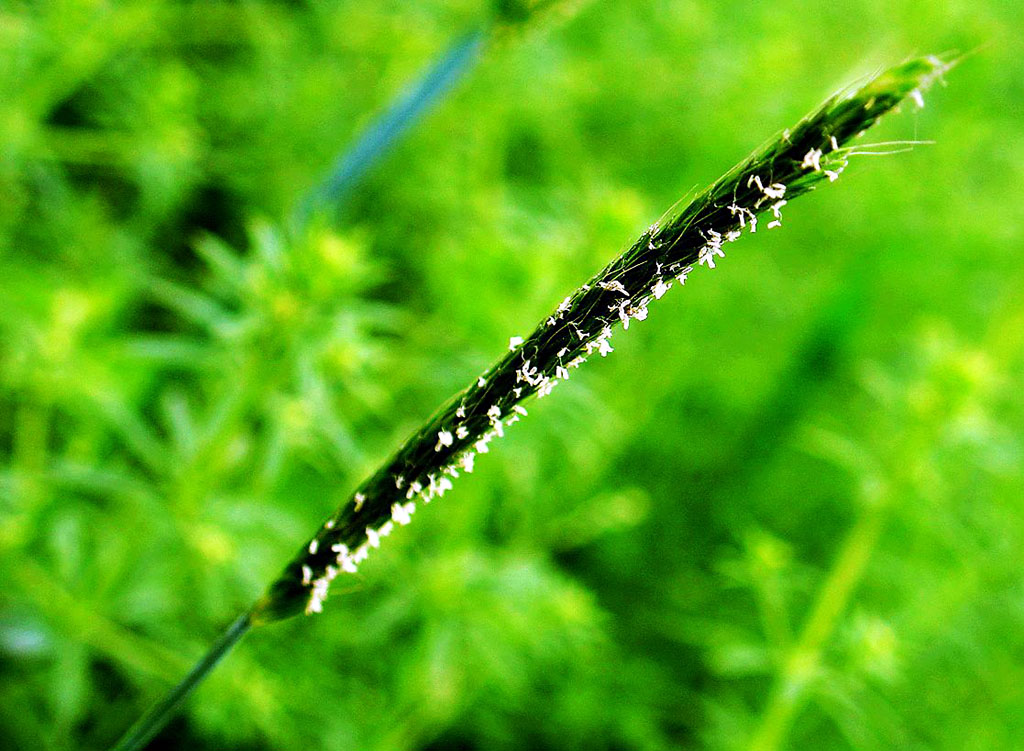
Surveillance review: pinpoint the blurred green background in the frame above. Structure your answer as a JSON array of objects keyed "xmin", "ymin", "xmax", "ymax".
[{"xmin": 2, "ymin": 1, "xmax": 1023, "ymax": 749}]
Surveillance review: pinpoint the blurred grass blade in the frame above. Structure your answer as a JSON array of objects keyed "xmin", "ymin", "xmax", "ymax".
[{"xmin": 295, "ymin": 28, "xmax": 486, "ymax": 225}]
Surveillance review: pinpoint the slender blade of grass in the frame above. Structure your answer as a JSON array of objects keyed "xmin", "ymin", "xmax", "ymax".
[{"xmin": 294, "ymin": 29, "xmax": 486, "ymax": 226}]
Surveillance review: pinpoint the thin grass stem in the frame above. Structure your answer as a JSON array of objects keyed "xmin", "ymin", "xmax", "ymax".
[{"xmin": 109, "ymin": 613, "xmax": 252, "ymax": 751}]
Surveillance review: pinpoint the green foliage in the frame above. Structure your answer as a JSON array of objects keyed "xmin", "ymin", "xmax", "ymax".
[{"xmin": 1, "ymin": 1, "xmax": 1023, "ymax": 750}]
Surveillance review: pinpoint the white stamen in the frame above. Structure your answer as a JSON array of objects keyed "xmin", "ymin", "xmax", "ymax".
[
  {"xmin": 801, "ymin": 148, "xmax": 823, "ymax": 171},
  {"xmin": 729, "ymin": 203, "xmax": 757, "ymax": 232},
  {"xmin": 598, "ymin": 280, "xmax": 629, "ymax": 296},
  {"xmin": 366, "ymin": 527, "xmax": 381, "ymax": 548},
  {"xmin": 699, "ymin": 229, "xmax": 726, "ymax": 269},
  {"xmin": 391, "ymin": 502, "xmax": 415, "ymax": 526}
]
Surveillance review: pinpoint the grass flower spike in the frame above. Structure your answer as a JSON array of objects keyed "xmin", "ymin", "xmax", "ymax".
[{"xmin": 253, "ymin": 54, "xmax": 955, "ymax": 623}]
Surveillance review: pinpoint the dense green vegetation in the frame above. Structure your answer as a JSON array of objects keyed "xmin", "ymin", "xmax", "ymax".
[{"xmin": 2, "ymin": 2, "xmax": 1023, "ymax": 749}]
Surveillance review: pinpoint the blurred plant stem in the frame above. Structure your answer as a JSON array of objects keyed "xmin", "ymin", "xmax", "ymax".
[
  {"xmin": 294, "ymin": 28, "xmax": 486, "ymax": 227},
  {"xmin": 14, "ymin": 562, "xmax": 190, "ymax": 682},
  {"xmin": 748, "ymin": 286, "xmax": 994, "ymax": 749},
  {"xmin": 11, "ymin": 400, "xmax": 49, "ymax": 514},
  {"xmin": 295, "ymin": 1, "xmax": 581, "ymax": 227},
  {"xmin": 748, "ymin": 498, "xmax": 890, "ymax": 751}
]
